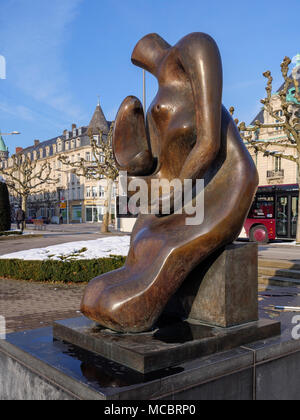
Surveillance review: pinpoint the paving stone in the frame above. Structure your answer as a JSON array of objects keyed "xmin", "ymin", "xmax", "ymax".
[{"xmin": 0, "ymin": 278, "xmax": 85, "ymax": 333}]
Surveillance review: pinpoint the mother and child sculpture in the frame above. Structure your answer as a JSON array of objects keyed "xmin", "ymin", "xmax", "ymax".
[{"xmin": 81, "ymin": 32, "xmax": 259, "ymax": 333}]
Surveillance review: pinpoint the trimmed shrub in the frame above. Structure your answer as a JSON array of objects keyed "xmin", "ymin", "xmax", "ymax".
[
  {"xmin": 0, "ymin": 182, "xmax": 11, "ymax": 232},
  {"xmin": 0, "ymin": 256, "xmax": 126, "ymax": 283}
]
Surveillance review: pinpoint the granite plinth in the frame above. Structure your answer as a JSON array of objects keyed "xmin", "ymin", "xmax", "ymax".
[
  {"xmin": 53, "ymin": 316, "xmax": 280, "ymax": 374},
  {"xmin": 164, "ymin": 242, "xmax": 258, "ymax": 328}
]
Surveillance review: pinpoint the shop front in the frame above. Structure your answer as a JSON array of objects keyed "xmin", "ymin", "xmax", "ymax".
[
  {"xmin": 71, "ymin": 204, "xmax": 82, "ymax": 223},
  {"xmin": 84, "ymin": 200, "xmax": 105, "ymax": 223}
]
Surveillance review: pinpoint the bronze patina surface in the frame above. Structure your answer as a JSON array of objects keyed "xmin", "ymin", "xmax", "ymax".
[{"xmin": 81, "ymin": 32, "xmax": 259, "ymax": 333}]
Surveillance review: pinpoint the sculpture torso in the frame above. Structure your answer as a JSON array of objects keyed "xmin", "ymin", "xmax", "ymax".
[{"xmin": 147, "ymin": 51, "xmax": 197, "ymax": 181}]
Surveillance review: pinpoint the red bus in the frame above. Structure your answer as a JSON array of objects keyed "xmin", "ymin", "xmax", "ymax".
[{"xmin": 244, "ymin": 184, "xmax": 299, "ymax": 243}]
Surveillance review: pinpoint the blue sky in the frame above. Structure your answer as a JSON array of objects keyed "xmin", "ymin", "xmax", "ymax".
[{"xmin": 0, "ymin": 0, "xmax": 299, "ymax": 153}]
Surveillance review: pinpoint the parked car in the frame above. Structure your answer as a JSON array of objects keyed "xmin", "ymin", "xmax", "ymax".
[
  {"xmin": 25, "ymin": 217, "xmax": 36, "ymax": 224},
  {"xmin": 36, "ymin": 216, "xmax": 50, "ymax": 224}
]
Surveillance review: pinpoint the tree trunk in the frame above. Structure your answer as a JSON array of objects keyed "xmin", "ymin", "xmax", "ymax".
[
  {"xmin": 21, "ymin": 195, "xmax": 27, "ymax": 216},
  {"xmin": 22, "ymin": 195, "xmax": 27, "ymax": 229},
  {"xmin": 101, "ymin": 178, "xmax": 113, "ymax": 234},
  {"xmin": 296, "ymin": 162, "xmax": 300, "ymax": 243}
]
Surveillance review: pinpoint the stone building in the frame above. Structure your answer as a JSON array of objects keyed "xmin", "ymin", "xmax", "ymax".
[
  {"xmin": 246, "ymin": 55, "xmax": 300, "ymax": 187},
  {"xmin": 0, "ymin": 103, "xmax": 118, "ymax": 223}
]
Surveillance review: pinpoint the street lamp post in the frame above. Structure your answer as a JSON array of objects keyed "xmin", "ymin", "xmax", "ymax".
[
  {"xmin": 143, "ymin": 70, "xmax": 146, "ymax": 114},
  {"xmin": 0, "ymin": 131, "xmax": 21, "ymax": 136}
]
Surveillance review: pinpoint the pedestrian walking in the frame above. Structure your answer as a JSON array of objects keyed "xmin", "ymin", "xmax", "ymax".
[{"xmin": 16, "ymin": 206, "xmax": 25, "ymax": 232}]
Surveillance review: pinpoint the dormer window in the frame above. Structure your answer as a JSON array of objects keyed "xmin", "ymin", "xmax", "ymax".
[
  {"xmin": 57, "ymin": 138, "xmax": 63, "ymax": 152},
  {"xmin": 39, "ymin": 149, "xmax": 44, "ymax": 159},
  {"xmin": 65, "ymin": 141, "xmax": 70, "ymax": 151},
  {"xmin": 76, "ymin": 138, "xmax": 81, "ymax": 148},
  {"xmin": 33, "ymin": 151, "xmax": 37, "ymax": 160},
  {"xmin": 46, "ymin": 146, "xmax": 50, "ymax": 157},
  {"xmin": 66, "ymin": 131, "xmax": 70, "ymax": 140},
  {"xmin": 71, "ymin": 139, "xmax": 75, "ymax": 149}
]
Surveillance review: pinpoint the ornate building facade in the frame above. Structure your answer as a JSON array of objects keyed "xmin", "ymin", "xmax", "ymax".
[
  {"xmin": 246, "ymin": 55, "xmax": 300, "ymax": 187},
  {"xmin": 0, "ymin": 103, "xmax": 118, "ymax": 223}
]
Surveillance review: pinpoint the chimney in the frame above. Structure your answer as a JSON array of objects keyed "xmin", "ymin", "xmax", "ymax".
[
  {"xmin": 34, "ymin": 139, "xmax": 40, "ymax": 147},
  {"xmin": 16, "ymin": 147, "xmax": 23, "ymax": 154},
  {"xmin": 63, "ymin": 129, "xmax": 68, "ymax": 136},
  {"xmin": 72, "ymin": 124, "xmax": 77, "ymax": 130}
]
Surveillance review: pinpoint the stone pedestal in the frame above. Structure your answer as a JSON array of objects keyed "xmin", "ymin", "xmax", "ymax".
[
  {"xmin": 53, "ymin": 316, "xmax": 280, "ymax": 374},
  {"xmin": 51, "ymin": 242, "xmax": 278, "ymax": 375},
  {"xmin": 164, "ymin": 242, "xmax": 258, "ymax": 328}
]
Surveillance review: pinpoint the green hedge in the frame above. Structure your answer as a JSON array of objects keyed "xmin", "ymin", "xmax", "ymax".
[
  {"xmin": 0, "ymin": 231, "xmax": 23, "ymax": 237},
  {"xmin": 0, "ymin": 256, "xmax": 126, "ymax": 283}
]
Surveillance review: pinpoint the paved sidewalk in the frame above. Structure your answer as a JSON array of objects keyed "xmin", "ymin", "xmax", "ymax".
[{"xmin": 0, "ymin": 278, "xmax": 85, "ymax": 334}]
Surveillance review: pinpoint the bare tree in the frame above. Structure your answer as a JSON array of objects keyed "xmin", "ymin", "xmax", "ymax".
[
  {"xmin": 231, "ymin": 57, "xmax": 300, "ymax": 242},
  {"xmin": 59, "ymin": 122, "xmax": 118, "ymax": 233},
  {"xmin": 0, "ymin": 154, "xmax": 58, "ymax": 216}
]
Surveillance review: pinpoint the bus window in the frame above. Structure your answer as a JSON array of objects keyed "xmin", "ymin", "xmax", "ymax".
[
  {"xmin": 248, "ymin": 195, "xmax": 274, "ymax": 219},
  {"xmin": 276, "ymin": 196, "xmax": 288, "ymax": 236}
]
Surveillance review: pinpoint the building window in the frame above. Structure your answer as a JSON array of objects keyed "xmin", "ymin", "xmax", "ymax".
[
  {"xmin": 99, "ymin": 186, "xmax": 105, "ymax": 197},
  {"xmin": 57, "ymin": 139, "xmax": 63, "ymax": 152},
  {"xmin": 92, "ymin": 186, "xmax": 97, "ymax": 197},
  {"xmin": 274, "ymin": 156, "xmax": 282, "ymax": 172},
  {"xmin": 86, "ymin": 186, "xmax": 91, "ymax": 197}
]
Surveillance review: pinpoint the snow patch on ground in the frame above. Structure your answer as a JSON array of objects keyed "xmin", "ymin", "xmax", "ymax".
[{"xmin": 0, "ymin": 236, "xmax": 131, "ymax": 261}]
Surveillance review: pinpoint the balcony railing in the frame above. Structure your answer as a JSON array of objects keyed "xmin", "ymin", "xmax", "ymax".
[{"xmin": 267, "ymin": 169, "xmax": 284, "ymax": 179}]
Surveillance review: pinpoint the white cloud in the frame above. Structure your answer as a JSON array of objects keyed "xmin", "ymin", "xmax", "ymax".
[{"xmin": 0, "ymin": 0, "xmax": 84, "ymax": 121}]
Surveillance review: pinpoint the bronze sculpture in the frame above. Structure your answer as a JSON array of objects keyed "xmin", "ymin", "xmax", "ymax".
[{"xmin": 81, "ymin": 32, "xmax": 259, "ymax": 333}]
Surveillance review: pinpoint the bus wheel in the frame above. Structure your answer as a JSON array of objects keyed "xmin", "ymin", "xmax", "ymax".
[{"xmin": 249, "ymin": 225, "xmax": 269, "ymax": 244}]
